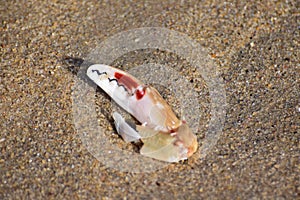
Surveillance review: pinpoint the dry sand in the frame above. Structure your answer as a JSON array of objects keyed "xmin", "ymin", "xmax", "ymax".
[{"xmin": 1, "ymin": 1, "xmax": 299, "ymax": 199}]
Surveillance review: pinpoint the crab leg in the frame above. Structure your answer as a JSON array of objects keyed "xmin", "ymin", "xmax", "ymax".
[{"xmin": 112, "ymin": 112, "xmax": 141, "ymax": 142}]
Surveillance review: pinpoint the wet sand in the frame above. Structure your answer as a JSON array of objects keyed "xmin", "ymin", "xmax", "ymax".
[{"xmin": 1, "ymin": 1, "xmax": 299, "ymax": 199}]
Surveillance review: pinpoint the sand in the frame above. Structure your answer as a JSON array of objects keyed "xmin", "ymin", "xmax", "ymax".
[{"xmin": 1, "ymin": 1, "xmax": 299, "ymax": 199}]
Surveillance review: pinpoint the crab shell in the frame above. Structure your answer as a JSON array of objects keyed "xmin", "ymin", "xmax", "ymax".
[{"xmin": 87, "ymin": 64, "xmax": 198, "ymax": 162}]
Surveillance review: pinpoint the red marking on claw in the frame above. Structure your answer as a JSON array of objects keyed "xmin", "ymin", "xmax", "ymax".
[
  {"xmin": 114, "ymin": 72, "xmax": 123, "ymax": 79},
  {"xmin": 136, "ymin": 87, "xmax": 146, "ymax": 100},
  {"xmin": 114, "ymin": 72, "xmax": 139, "ymax": 91}
]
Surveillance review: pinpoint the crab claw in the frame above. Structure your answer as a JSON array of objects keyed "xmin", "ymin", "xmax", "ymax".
[{"xmin": 87, "ymin": 64, "xmax": 198, "ymax": 162}]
